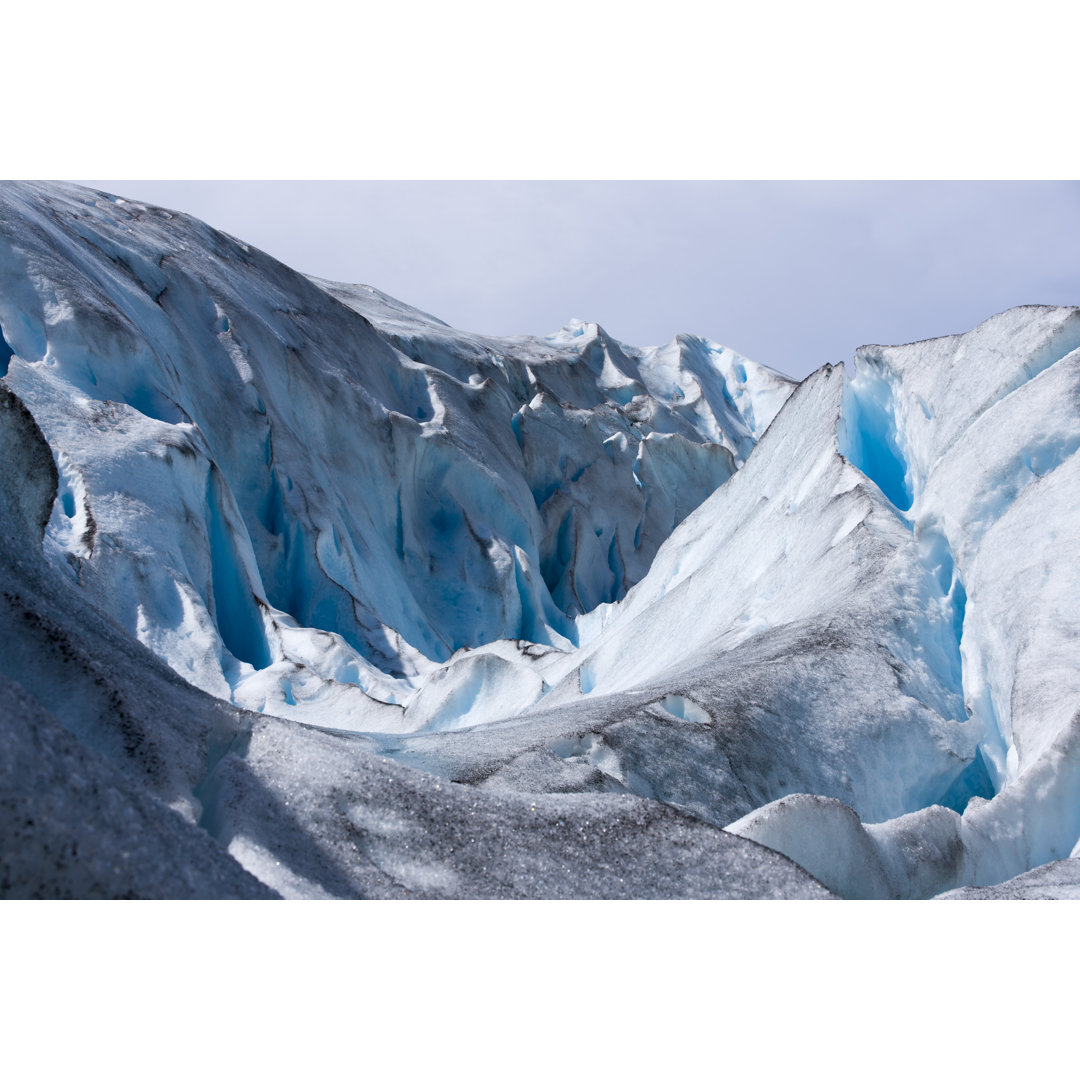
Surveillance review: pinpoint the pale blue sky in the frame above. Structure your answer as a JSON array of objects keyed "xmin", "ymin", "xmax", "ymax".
[{"xmin": 79, "ymin": 181, "xmax": 1080, "ymax": 381}]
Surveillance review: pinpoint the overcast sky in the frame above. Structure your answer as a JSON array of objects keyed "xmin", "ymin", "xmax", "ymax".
[{"xmin": 78, "ymin": 180, "xmax": 1080, "ymax": 382}]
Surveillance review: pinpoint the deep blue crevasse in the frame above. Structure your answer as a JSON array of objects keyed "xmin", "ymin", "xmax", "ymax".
[
  {"xmin": 841, "ymin": 370, "xmax": 913, "ymax": 512},
  {"xmin": 0, "ymin": 325, "xmax": 14, "ymax": 379}
]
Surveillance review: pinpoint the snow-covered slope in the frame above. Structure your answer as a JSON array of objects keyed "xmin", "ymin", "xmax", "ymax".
[{"xmin": 3, "ymin": 180, "xmax": 1079, "ymax": 900}]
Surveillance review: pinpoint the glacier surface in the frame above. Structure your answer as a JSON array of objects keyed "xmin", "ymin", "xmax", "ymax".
[{"xmin": 2, "ymin": 180, "xmax": 1078, "ymax": 899}]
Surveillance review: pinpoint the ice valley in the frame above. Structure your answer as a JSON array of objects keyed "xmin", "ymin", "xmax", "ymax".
[{"xmin": 3, "ymin": 180, "xmax": 1080, "ymax": 898}]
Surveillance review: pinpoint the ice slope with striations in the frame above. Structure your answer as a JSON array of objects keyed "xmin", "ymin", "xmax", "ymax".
[
  {"xmin": 3, "ymin": 180, "xmax": 1080, "ymax": 900},
  {"xmin": 725, "ymin": 307, "xmax": 1080, "ymax": 896},
  {"xmin": 0, "ymin": 182, "xmax": 793, "ymax": 739}
]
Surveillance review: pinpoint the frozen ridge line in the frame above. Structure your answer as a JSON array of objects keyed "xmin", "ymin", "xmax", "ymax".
[{"xmin": 1, "ymin": 180, "xmax": 1079, "ymax": 898}]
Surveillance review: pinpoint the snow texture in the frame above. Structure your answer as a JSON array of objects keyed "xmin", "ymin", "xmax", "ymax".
[
  {"xmin": 2, "ymin": 180, "xmax": 1079, "ymax": 899},
  {"xmin": 937, "ymin": 857, "xmax": 1080, "ymax": 900}
]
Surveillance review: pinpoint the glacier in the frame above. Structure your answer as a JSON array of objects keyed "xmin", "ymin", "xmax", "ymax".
[{"xmin": 2, "ymin": 180, "xmax": 1079, "ymax": 899}]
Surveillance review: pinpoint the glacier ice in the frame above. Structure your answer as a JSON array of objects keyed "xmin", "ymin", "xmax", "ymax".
[{"xmin": 3, "ymin": 179, "xmax": 1080, "ymax": 899}]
